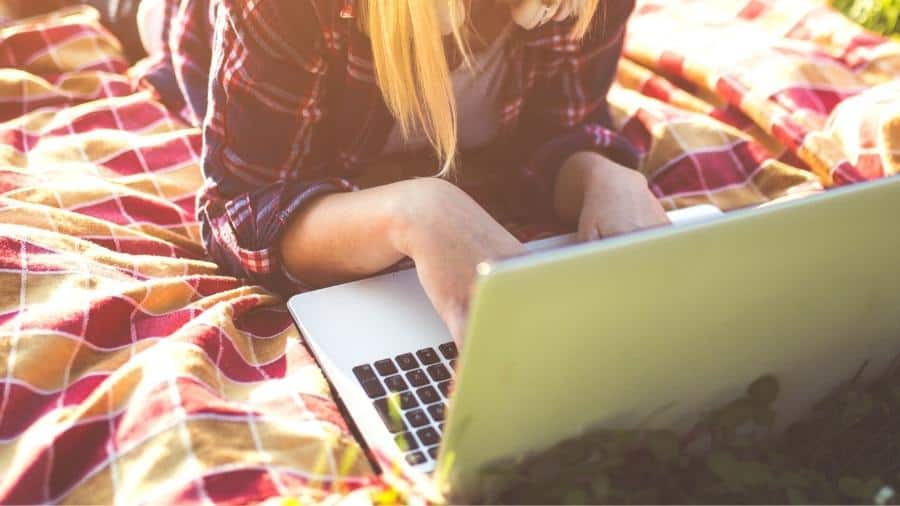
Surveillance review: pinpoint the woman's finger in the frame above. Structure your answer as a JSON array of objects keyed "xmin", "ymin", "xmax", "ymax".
[
  {"xmin": 577, "ymin": 213, "xmax": 602, "ymax": 243},
  {"xmin": 444, "ymin": 299, "xmax": 469, "ymax": 348},
  {"xmin": 578, "ymin": 226, "xmax": 600, "ymax": 243}
]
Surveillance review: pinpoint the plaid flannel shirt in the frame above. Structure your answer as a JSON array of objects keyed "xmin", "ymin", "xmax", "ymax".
[{"xmin": 146, "ymin": 0, "xmax": 638, "ymax": 294}]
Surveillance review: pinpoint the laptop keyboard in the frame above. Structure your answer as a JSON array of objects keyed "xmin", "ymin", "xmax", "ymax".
[{"xmin": 352, "ymin": 341, "xmax": 458, "ymax": 466}]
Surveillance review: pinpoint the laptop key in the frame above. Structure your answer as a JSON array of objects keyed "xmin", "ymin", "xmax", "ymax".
[
  {"xmin": 353, "ymin": 365, "xmax": 376, "ymax": 382},
  {"xmin": 382, "ymin": 392, "xmax": 417, "ymax": 413},
  {"xmin": 449, "ymin": 359, "xmax": 457, "ymax": 371},
  {"xmin": 360, "ymin": 379, "xmax": 386, "ymax": 399},
  {"xmin": 427, "ymin": 364, "xmax": 451, "ymax": 382},
  {"xmin": 416, "ymin": 427, "xmax": 441, "ymax": 446},
  {"xmin": 373, "ymin": 399, "xmax": 405, "ymax": 433},
  {"xmin": 395, "ymin": 353, "xmax": 418, "ymax": 371},
  {"xmin": 395, "ymin": 432, "xmax": 419, "ymax": 452},
  {"xmin": 405, "ymin": 452, "xmax": 427, "ymax": 466},
  {"xmin": 427, "ymin": 403, "xmax": 446, "ymax": 422},
  {"xmin": 427, "ymin": 446, "xmax": 440, "ymax": 460},
  {"xmin": 416, "ymin": 386, "xmax": 440, "ymax": 405},
  {"xmin": 374, "ymin": 359, "xmax": 398, "ymax": 376},
  {"xmin": 416, "ymin": 348, "xmax": 440, "ymax": 365},
  {"xmin": 439, "ymin": 342, "xmax": 458, "ymax": 359},
  {"xmin": 405, "ymin": 409, "xmax": 429, "ymax": 428},
  {"xmin": 406, "ymin": 369, "xmax": 429, "ymax": 387},
  {"xmin": 384, "ymin": 375, "xmax": 409, "ymax": 392},
  {"xmin": 437, "ymin": 380, "xmax": 452, "ymax": 398},
  {"xmin": 399, "ymin": 391, "xmax": 418, "ymax": 410}
]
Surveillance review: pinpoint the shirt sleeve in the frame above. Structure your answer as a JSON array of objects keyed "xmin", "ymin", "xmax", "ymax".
[
  {"xmin": 199, "ymin": 0, "xmax": 355, "ymax": 294},
  {"xmin": 513, "ymin": 0, "xmax": 640, "ymax": 218}
]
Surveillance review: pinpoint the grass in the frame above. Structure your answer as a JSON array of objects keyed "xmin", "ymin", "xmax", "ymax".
[
  {"xmin": 467, "ymin": 361, "xmax": 900, "ymax": 505},
  {"xmin": 833, "ymin": 0, "xmax": 900, "ymax": 36}
]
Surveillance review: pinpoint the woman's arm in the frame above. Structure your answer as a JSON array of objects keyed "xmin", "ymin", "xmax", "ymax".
[
  {"xmin": 200, "ymin": 0, "xmax": 358, "ymax": 292},
  {"xmin": 509, "ymin": 1, "xmax": 647, "ymax": 217},
  {"xmin": 554, "ymin": 151, "xmax": 670, "ymax": 241},
  {"xmin": 200, "ymin": 1, "xmax": 523, "ymax": 343},
  {"xmin": 278, "ymin": 181, "xmax": 411, "ymax": 287},
  {"xmin": 280, "ymin": 178, "xmax": 526, "ymax": 343},
  {"xmin": 510, "ymin": 0, "xmax": 667, "ymax": 238}
]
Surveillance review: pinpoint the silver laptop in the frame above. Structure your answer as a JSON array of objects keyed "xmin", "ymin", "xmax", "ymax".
[{"xmin": 287, "ymin": 176, "xmax": 900, "ymax": 499}]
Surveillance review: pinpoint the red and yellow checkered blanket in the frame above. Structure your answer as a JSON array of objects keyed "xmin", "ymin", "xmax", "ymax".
[{"xmin": 0, "ymin": 1, "xmax": 897, "ymax": 504}]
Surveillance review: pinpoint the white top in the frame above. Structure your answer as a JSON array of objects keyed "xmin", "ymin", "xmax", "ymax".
[{"xmin": 380, "ymin": 24, "xmax": 514, "ymax": 155}]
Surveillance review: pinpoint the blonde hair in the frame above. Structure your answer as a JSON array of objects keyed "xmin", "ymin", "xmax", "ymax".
[{"xmin": 361, "ymin": 0, "xmax": 601, "ymax": 175}]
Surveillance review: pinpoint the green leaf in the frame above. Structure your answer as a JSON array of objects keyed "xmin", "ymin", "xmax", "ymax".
[
  {"xmin": 839, "ymin": 476, "xmax": 866, "ymax": 498},
  {"xmin": 646, "ymin": 432, "xmax": 680, "ymax": 462},
  {"xmin": 748, "ymin": 376, "xmax": 780, "ymax": 405},
  {"xmin": 557, "ymin": 439, "xmax": 591, "ymax": 466},
  {"xmin": 707, "ymin": 451, "xmax": 741, "ymax": 483},
  {"xmin": 524, "ymin": 456, "xmax": 562, "ymax": 481},
  {"xmin": 739, "ymin": 460, "xmax": 774, "ymax": 487},
  {"xmin": 864, "ymin": 478, "xmax": 887, "ymax": 501},
  {"xmin": 590, "ymin": 474, "xmax": 611, "ymax": 502},
  {"xmin": 787, "ymin": 488, "xmax": 809, "ymax": 504},
  {"xmin": 753, "ymin": 407, "xmax": 776, "ymax": 428},
  {"xmin": 563, "ymin": 488, "xmax": 587, "ymax": 505}
]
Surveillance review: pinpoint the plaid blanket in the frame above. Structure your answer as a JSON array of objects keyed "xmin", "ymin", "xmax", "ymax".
[{"xmin": 0, "ymin": 1, "xmax": 897, "ymax": 504}]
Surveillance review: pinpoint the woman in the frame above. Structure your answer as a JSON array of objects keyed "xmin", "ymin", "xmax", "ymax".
[{"xmin": 143, "ymin": 0, "xmax": 669, "ymax": 342}]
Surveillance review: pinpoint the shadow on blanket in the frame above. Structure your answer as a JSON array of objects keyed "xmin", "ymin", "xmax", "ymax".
[{"xmin": 0, "ymin": 1, "xmax": 898, "ymax": 503}]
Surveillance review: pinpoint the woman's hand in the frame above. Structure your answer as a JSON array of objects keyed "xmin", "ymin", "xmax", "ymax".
[
  {"xmin": 555, "ymin": 151, "xmax": 671, "ymax": 242},
  {"xmin": 390, "ymin": 179, "xmax": 527, "ymax": 345},
  {"xmin": 280, "ymin": 177, "xmax": 523, "ymax": 345}
]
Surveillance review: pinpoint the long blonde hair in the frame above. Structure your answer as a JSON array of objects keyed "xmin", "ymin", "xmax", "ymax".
[{"xmin": 360, "ymin": 0, "xmax": 601, "ymax": 175}]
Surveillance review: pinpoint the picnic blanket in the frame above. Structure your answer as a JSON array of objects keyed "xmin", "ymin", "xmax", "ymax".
[{"xmin": 0, "ymin": 1, "xmax": 897, "ymax": 503}]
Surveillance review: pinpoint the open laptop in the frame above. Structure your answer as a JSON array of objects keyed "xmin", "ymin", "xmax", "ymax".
[{"xmin": 287, "ymin": 176, "xmax": 900, "ymax": 499}]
